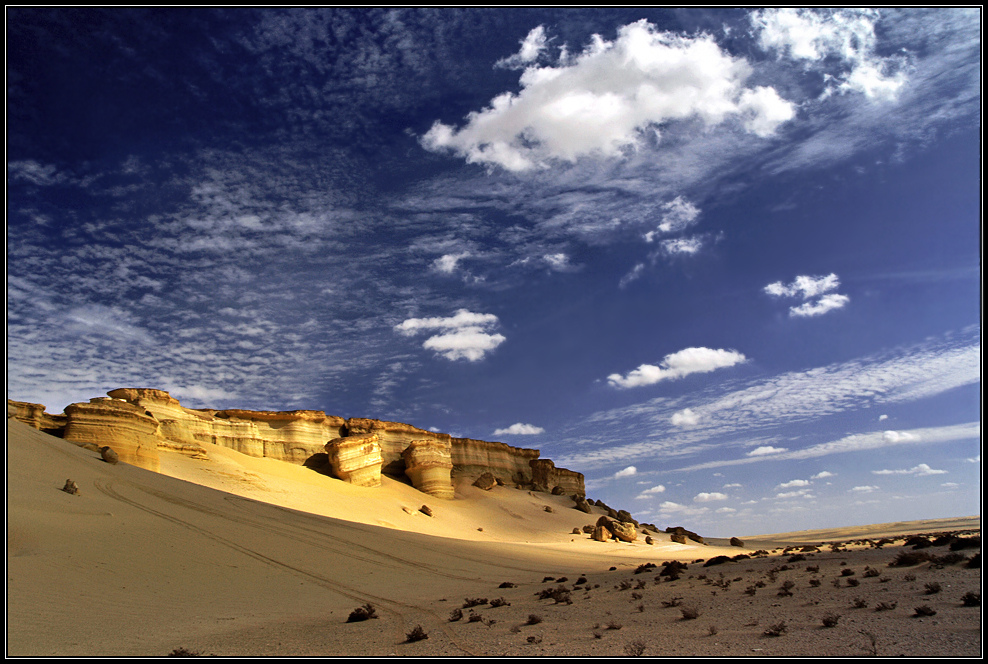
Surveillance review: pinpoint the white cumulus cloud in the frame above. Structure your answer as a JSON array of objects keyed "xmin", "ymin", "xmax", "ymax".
[
  {"xmin": 764, "ymin": 273, "xmax": 849, "ymax": 317},
  {"xmin": 694, "ymin": 492, "xmax": 728, "ymax": 502},
  {"xmin": 671, "ymin": 407, "xmax": 700, "ymax": 427},
  {"xmin": 614, "ymin": 465, "xmax": 638, "ymax": 479},
  {"xmin": 396, "ymin": 309, "xmax": 506, "ymax": 361},
  {"xmin": 493, "ymin": 422, "xmax": 545, "ymax": 436},
  {"xmin": 872, "ymin": 463, "xmax": 947, "ymax": 476},
  {"xmin": 748, "ymin": 445, "xmax": 788, "ymax": 456},
  {"xmin": 608, "ymin": 346, "xmax": 747, "ymax": 389},
  {"xmin": 422, "ymin": 19, "xmax": 794, "ymax": 171}
]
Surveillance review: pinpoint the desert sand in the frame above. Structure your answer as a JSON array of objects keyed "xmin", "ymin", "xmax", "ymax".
[{"xmin": 6, "ymin": 417, "xmax": 981, "ymax": 657}]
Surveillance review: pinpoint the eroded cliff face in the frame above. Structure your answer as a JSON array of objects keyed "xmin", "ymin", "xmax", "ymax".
[{"xmin": 8, "ymin": 389, "xmax": 585, "ymax": 499}]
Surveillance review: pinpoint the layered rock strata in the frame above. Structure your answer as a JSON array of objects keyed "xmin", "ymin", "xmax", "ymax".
[
  {"xmin": 62, "ymin": 398, "xmax": 162, "ymax": 472},
  {"xmin": 401, "ymin": 439, "xmax": 454, "ymax": 499},
  {"xmin": 8, "ymin": 389, "xmax": 585, "ymax": 499},
  {"xmin": 325, "ymin": 435, "xmax": 383, "ymax": 487}
]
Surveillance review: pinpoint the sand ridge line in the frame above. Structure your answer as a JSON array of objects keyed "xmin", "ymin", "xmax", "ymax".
[{"xmin": 92, "ymin": 478, "xmax": 485, "ymax": 655}]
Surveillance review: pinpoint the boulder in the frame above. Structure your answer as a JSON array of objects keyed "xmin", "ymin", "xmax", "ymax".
[
  {"xmin": 325, "ymin": 435, "xmax": 383, "ymax": 487},
  {"xmin": 419, "ymin": 504, "xmax": 433, "ymax": 517},
  {"xmin": 591, "ymin": 525, "xmax": 610, "ymax": 542},
  {"xmin": 730, "ymin": 537, "xmax": 744, "ymax": 548},
  {"xmin": 100, "ymin": 446, "xmax": 119, "ymax": 465},
  {"xmin": 596, "ymin": 515, "xmax": 637, "ymax": 543},
  {"xmin": 551, "ymin": 485, "xmax": 565, "ymax": 495},
  {"xmin": 573, "ymin": 497, "xmax": 593, "ymax": 514},
  {"xmin": 472, "ymin": 472, "xmax": 497, "ymax": 491},
  {"xmin": 645, "ymin": 535, "xmax": 654, "ymax": 545},
  {"xmin": 671, "ymin": 533, "xmax": 687, "ymax": 545},
  {"xmin": 616, "ymin": 510, "xmax": 638, "ymax": 526},
  {"xmin": 61, "ymin": 479, "xmax": 79, "ymax": 495}
]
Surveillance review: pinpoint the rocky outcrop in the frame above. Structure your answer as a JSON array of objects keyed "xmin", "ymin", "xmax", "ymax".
[
  {"xmin": 596, "ymin": 515, "xmax": 637, "ymax": 543},
  {"xmin": 325, "ymin": 435, "xmax": 383, "ymax": 487},
  {"xmin": 472, "ymin": 472, "xmax": 498, "ymax": 490},
  {"xmin": 451, "ymin": 437, "xmax": 540, "ymax": 487},
  {"xmin": 7, "ymin": 389, "xmax": 586, "ymax": 499},
  {"xmin": 63, "ymin": 398, "xmax": 161, "ymax": 472},
  {"xmin": 8, "ymin": 399, "xmax": 66, "ymax": 435},
  {"xmin": 401, "ymin": 439, "xmax": 454, "ymax": 499},
  {"xmin": 530, "ymin": 459, "xmax": 585, "ymax": 497}
]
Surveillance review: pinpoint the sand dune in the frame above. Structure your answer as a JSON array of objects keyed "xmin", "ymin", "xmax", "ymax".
[{"xmin": 6, "ymin": 418, "xmax": 980, "ymax": 656}]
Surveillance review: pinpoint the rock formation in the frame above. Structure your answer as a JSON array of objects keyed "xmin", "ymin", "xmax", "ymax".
[
  {"xmin": 596, "ymin": 515, "xmax": 637, "ymax": 543},
  {"xmin": 325, "ymin": 435, "xmax": 383, "ymax": 487},
  {"xmin": 8, "ymin": 388, "xmax": 585, "ymax": 500},
  {"xmin": 401, "ymin": 439, "xmax": 454, "ymax": 499}
]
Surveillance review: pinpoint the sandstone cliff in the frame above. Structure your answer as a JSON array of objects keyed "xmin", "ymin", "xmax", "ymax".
[{"xmin": 8, "ymin": 389, "xmax": 585, "ymax": 499}]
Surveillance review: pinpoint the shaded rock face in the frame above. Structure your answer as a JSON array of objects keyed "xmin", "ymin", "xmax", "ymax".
[
  {"xmin": 451, "ymin": 437, "xmax": 539, "ymax": 487},
  {"xmin": 573, "ymin": 497, "xmax": 593, "ymax": 514},
  {"xmin": 63, "ymin": 399, "xmax": 161, "ymax": 472},
  {"xmin": 345, "ymin": 418, "xmax": 450, "ymax": 477},
  {"xmin": 401, "ymin": 439, "xmax": 454, "ymax": 499},
  {"xmin": 529, "ymin": 459, "xmax": 585, "ymax": 497},
  {"xmin": 8, "ymin": 400, "xmax": 66, "ymax": 436},
  {"xmin": 325, "ymin": 435, "xmax": 383, "ymax": 487},
  {"xmin": 473, "ymin": 472, "xmax": 497, "ymax": 491}
]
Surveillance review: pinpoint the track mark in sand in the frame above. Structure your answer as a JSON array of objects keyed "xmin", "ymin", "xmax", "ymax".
[{"xmin": 93, "ymin": 478, "xmax": 482, "ymax": 655}]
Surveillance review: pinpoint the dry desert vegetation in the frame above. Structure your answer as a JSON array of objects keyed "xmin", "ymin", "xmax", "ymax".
[{"xmin": 6, "ymin": 417, "xmax": 981, "ymax": 657}]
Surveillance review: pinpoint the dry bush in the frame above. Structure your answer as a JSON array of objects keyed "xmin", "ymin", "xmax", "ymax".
[
  {"xmin": 822, "ymin": 613, "xmax": 840, "ymax": 628},
  {"xmin": 527, "ymin": 635, "xmax": 543, "ymax": 645},
  {"xmin": 948, "ymin": 536, "xmax": 980, "ymax": 551},
  {"xmin": 463, "ymin": 597, "xmax": 489, "ymax": 608},
  {"xmin": 961, "ymin": 592, "xmax": 980, "ymax": 607},
  {"xmin": 841, "ymin": 568, "xmax": 856, "ymax": 577},
  {"xmin": 874, "ymin": 601, "xmax": 897, "ymax": 611},
  {"xmin": 624, "ymin": 640, "xmax": 647, "ymax": 656},
  {"xmin": 809, "ymin": 579, "xmax": 821, "ymax": 587},
  {"xmin": 168, "ymin": 648, "xmax": 202, "ymax": 656},
  {"xmin": 745, "ymin": 585, "xmax": 758, "ymax": 596},
  {"xmin": 404, "ymin": 625, "xmax": 428, "ymax": 643},
  {"xmin": 763, "ymin": 621, "xmax": 787, "ymax": 637},
  {"xmin": 606, "ymin": 620, "xmax": 623, "ymax": 630},
  {"xmin": 525, "ymin": 614, "xmax": 543, "ymax": 625},
  {"xmin": 346, "ymin": 604, "xmax": 378, "ymax": 623},
  {"xmin": 708, "ymin": 625, "xmax": 718, "ymax": 636},
  {"xmin": 852, "ymin": 597, "xmax": 868, "ymax": 609},
  {"xmin": 913, "ymin": 605, "xmax": 937, "ymax": 617},
  {"xmin": 499, "ymin": 581, "xmax": 517, "ymax": 588},
  {"xmin": 889, "ymin": 551, "xmax": 932, "ymax": 567},
  {"xmin": 468, "ymin": 612, "xmax": 483, "ymax": 623},
  {"xmin": 448, "ymin": 608, "xmax": 463, "ymax": 622},
  {"xmin": 805, "ymin": 565, "xmax": 820, "ymax": 573},
  {"xmin": 661, "ymin": 598, "xmax": 682, "ymax": 608},
  {"xmin": 846, "ymin": 578, "xmax": 860, "ymax": 587},
  {"xmin": 778, "ymin": 580, "xmax": 795, "ymax": 597},
  {"xmin": 490, "ymin": 597, "xmax": 510, "ymax": 607},
  {"xmin": 635, "ymin": 563, "xmax": 657, "ymax": 574},
  {"xmin": 863, "ymin": 567, "xmax": 881, "ymax": 577},
  {"xmin": 924, "ymin": 582, "xmax": 942, "ymax": 595},
  {"xmin": 617, "ymin": 579, "xmax": 633, "ymax": 591},
  {"xmin": 680, "ymin": 606, "xmax": 701, "ymax": 620}
]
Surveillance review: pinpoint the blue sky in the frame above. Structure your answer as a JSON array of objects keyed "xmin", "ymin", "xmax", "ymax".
[{"xmin": 7, "ymin": 8, "xmax": 981, "ymax": 536}]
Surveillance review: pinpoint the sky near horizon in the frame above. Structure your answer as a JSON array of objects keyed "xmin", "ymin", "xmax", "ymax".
[{"xmin": 7, "ymin": 8, "xmax": 981, "ymax": 536}]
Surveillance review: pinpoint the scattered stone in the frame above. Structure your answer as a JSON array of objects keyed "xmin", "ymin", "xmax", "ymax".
[
  {"xmin": 544, "ymin": 505, "xmax": 553, "ymax": 513},
  {"xmin": 645, "ymin": 536, "xmax": 654, "ymax": 545},
  {"xmin": 419, "ymin": 505, "xmax": 433, "ymax": 517},
  {"xmin": 99, "ymin": 446, "xmax": 119, "ymax": 464},
  {"xmin": 551, "ymin": 485, "xmax": 565, "ymax": 495},
  {"xmin": 61, "ymin": 479, "xmax": 80, "ymax": 495},
  {"xmin": 572, "ymin": 528, "xmax": 581, "ymax": 535},
  {"xmin": 573, "ymin": 497, "xmax": 593, "ymax": 514},
  {"xmin": 583, "ymin": 524, "xmax": 595, "ymax": 534},
  {"xmin": 473, "ymin": 472, "xmax": 497, "ymax": 491},
  {"xmin": 671, "ymin": 533, "xmax": 687, "ymax": 544},
  {"xmin": 592, "ymin": 525, "xmax": 610, "ymax": 542},
  {"xmin": 730, "ymin": 537, "xmax": 744, "ymax": 547}
]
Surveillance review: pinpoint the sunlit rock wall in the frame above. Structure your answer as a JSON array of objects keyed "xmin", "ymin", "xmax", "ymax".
[
  {"xmin": 62, "ymin": 398, "xmax": 161, "ymax": 472},
  {"xmin": 325, "ymin": 434, "xmax": 383, "ymax": 487},
  {"xmin": 402, "ymin": 439, "xmax": 454, "ymax": 499},
  {"xmin": 450, "ymin": 437, "xmax": 540, "ymax": 487},
  {"xmin": 344, "ymin": 418, "xmax": 452, "ymax": 477}
]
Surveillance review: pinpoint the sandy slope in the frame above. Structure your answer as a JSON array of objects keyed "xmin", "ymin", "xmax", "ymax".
[{"xmin": 6, "ymin": 419, "xmax": 981, "ymax": 656}]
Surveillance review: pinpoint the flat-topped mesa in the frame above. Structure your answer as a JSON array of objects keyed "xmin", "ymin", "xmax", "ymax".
[
  {"xmin": 402, "ymin": 439, "xmax": 454, "ymax": 499},
  {"xmin": 6, "ymin": 389, "xmax": 586, "ymax": 499},
  {"xmin": 344, "ymin": 418, "xmax": 452, "ymax": 477},
  {"xmin": 450, "ymin": 437, "xmax": 540, "ymax": 487},
  {"xmin": 106, "ymin": 388, "xmax": 345, "ymax": 464},
  {"xmin": 63, "ymin": 398, "xmax": 162, "ymax": 472}
]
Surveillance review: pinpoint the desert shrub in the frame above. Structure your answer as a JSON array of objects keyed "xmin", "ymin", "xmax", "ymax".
[
  {"xmin": 745, "ymin": 585, "xmax": 758, "ymax": 596},
  {"xmin": 949, "ymin": 536, "xmax": 980, "ymax": 551},
  {"xmin": 961, "ymin": 592, "xmax": 980, "ymax": 607},
  {"xmin": 468, "ymin": 612, "xmax": 483, "ymax": 623},
  {"xmin": 631, "ymin": 591, "xmax": 643, "ymax": 600},
  {"xmin": 661, "ymin": 598, "xmax": 682, "ymax": 608},
  {"xmin": 526, "ymin": 614, "xmax": 543, "ymax": 625},
  {"xmin": 904, "ymin": 573, "xmax": 917, "ymax": 581},
  {"xmin": 889, "ymin": 551, "xmax": 932, "ymax": 567},
  {"xmin": 752, "ymin": 550, "xmax": 770, "ymax": 557},
  {"xmin": 708, "ymin": 624, "xmax": 718, "ymax": 635},
  {"xmin": 617, "ymin": 579, "xmax": 633, "ymax": 591},
  {"xmin": 704, "ymin": 555, "xmax": 732, "ymax": 567},
  {"xmin": 913, "ymin": 605, "xmax": 937, "ymax": 617},
  {"xmin": 846, "ymin": 578, "xmax": 860, "ymax": 587},
  {"xmin": 635, "ymin": 579, "xmax": 646, "ymax": 590},
  {"xmin": 924, "ymin": 582, "xmax": 942, "ymax": 595},
  {"xmin": 635, "ymin": 562, "xmax": 657, "ymax": 574},
  {"xmin": 606, "ymin": 620, "xmax": 623, "ymax": 630},
  {"xmin": 405, "ymin": 625, "xmax": 428, "ymax": 642},
  {"xmin": 788, "ymin": 554, "xmax": 806, "ymax": 562},
  {"xmin": 905, "ymin": 536, "xmax": 932, "ymax": 549},
  {"xmin": 168, "ymin": 648, "xmax": 202, "ymax": 657},
  {"xmin": 809, "ymin": 579, "xmax": 821, "ymax": 587},
  {"xmin": 527, "ymin": 635, "xmax": 543, "ymax": 644},
  {"xmin": 463, "ymin": 597, "xmax": 489, "ymax": 608},
  {"xmin": 680, "ymin": 606, "xmax": 701, "ymax": 620},
  {"xmin": 556, "ymin": 576, "xmax": 568, "ymax": 583},
  {"xmin": 874, "ymin": 601, "xmax": 897, "ymax": 611},
  {"xmin": 863, "ymin": 567, "xmax": 881, "ymax": 577},
  {"xmin": 966, "ymin": 553, "xmax": 980, "ymax": 568},
  {"xmin": 346, "ymin": 604, "xmax": 378, "ymax": 622},
  {"xmin": 449, "ymin": 608, "xmax": 463, "ymax": 622},
  {"xmin": 490, "ymin": 597, "xmax": 511, "ymax": 607},
  {"xmin": 499, "ymin": 581, "xmax": 517, "ymax": 588},
  {"xmin": 822, "ymin": 613, "xmax": 840, "ymax": 628},
  {"xmin": 575, "ymin": 576, "xmax": 588, "ymax": 585},
  {"xmin": 806, "ymin": 565, "xmax": 820, "ymax": 573},
  {"xmin": 841, "ymin": 568, "xmax": 856, "ymax": 577},
  {"xmin": 778, "ymin": 580, "xmax": 795, "ymax": 597},
  {"xmin": 542, "ymin": 576, "xmax": 555, "ymax": 582},
  {"xmin": 624, "ymin": 640, "xmax": 647, "ymax": 656},
  {"xmin": 763, "ymin": 621, "xmax": 787, "ymax": 637}
]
